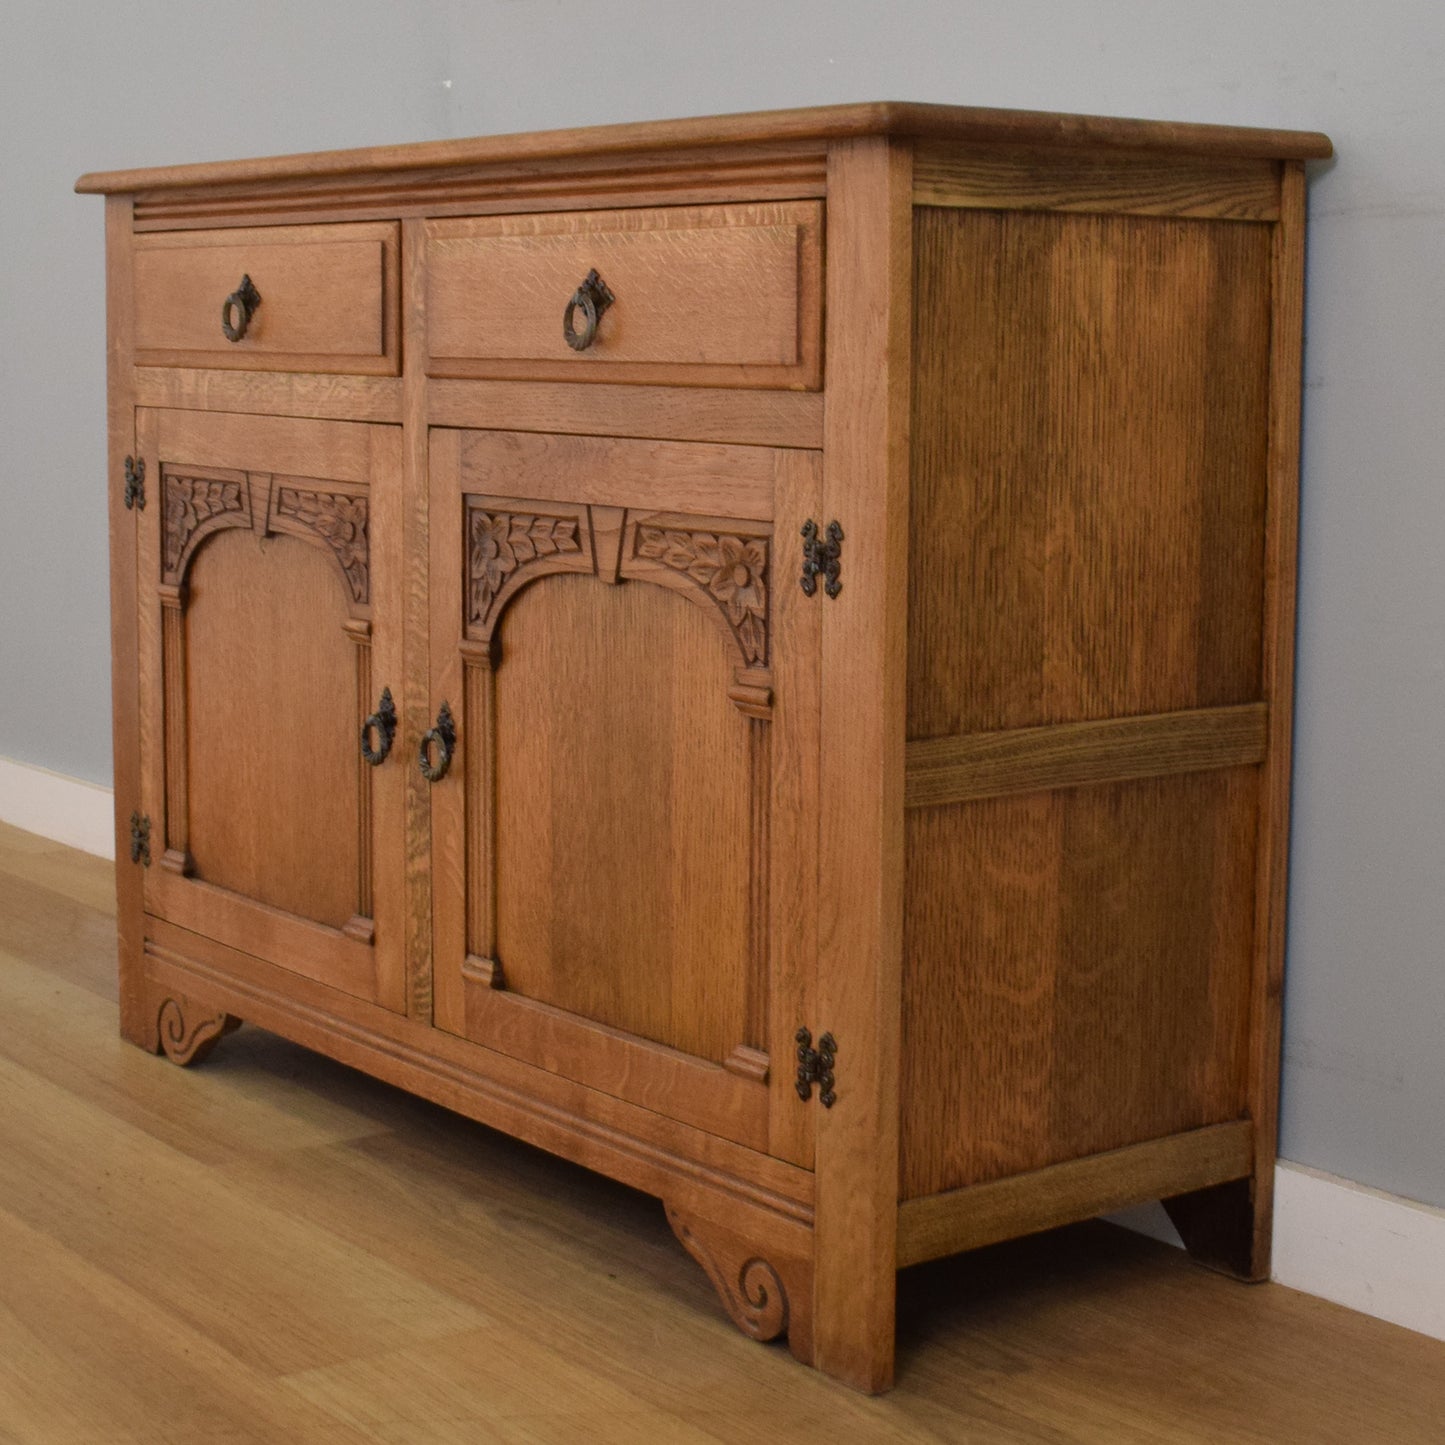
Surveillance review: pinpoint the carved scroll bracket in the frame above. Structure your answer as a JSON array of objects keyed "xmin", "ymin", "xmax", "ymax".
[
  {"xmin": 156, "ymin": 995, "xmax": 242, "ymax": 1066},
  {"xmin": 666, "ymin": 1203, "xmax": 814, "ymax": 1365}
]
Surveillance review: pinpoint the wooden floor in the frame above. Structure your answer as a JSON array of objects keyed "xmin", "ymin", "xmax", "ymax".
[{"xmin": 2, "ymin": 821, "xmax": 1443, "ymax": 1444}]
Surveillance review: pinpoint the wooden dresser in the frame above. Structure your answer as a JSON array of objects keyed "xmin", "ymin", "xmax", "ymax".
[{"xmin": 78, "ymin": 103, "xmax": 1331, "ymax": 1392}]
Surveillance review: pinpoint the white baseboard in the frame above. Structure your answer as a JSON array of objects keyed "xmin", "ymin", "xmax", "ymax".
[
  {"xmin": 1271, "ymin": 1161, "xmax": 1445, "ymax": 1342},
  {"xmin": 1110, "ymin": 1161, "xmax": 1445, "ymax": 1343},
  {"xmin": 0, "ymin": 755, "xmax": 115, "ymax": 860}
]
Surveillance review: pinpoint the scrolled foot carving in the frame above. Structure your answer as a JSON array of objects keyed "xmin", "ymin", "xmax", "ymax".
[
  {"xmin": 665, "ymin": 1203, "xmax": 813, "ymax": 1364},
  {"xmin": 156, "ymin": 995, "xmax": 242, "ymax": 1066}
]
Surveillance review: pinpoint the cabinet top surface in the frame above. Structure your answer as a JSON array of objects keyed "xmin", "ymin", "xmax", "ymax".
[{"xmin": 75, "ymin": 100, "xmax": 1332, "ymax": 195}]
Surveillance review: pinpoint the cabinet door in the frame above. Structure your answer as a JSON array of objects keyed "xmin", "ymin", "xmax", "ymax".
[
  {"xmin": 428, "ymin": 428, "xmax": 820, "ymax": 1162},
  {"xmin": 134, "ymin": 409, "xmax": 405, "ymax": 1009}
]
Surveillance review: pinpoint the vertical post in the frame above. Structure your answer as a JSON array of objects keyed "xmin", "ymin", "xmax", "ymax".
[
  {"xmin": 401, "ymin": 219, "xmax": 434, "ymax": 1021},
  {"xmin": 1247, "ymin": 158, "xmax": 1309, "ymax": 1274},
  {"xmin": 1165, "ymin": 160, "xmax": 1309, "ymax": 1278},
  {"xmin": 813, "ymin": 135, "xmax": 912, "ymax": 1391},
  {"xmin": 105, "ymin": 193, "xmax": 152, "ymax": 1049}
]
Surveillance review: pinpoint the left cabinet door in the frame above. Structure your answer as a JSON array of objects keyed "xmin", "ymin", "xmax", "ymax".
[{"xmin": 134, "ymin": 408, "xmax": 406, "ymax": 1010}]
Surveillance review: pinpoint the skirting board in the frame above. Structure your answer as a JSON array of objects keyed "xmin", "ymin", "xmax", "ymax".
[
  {"xmin": 1110, "ymin": 1162, "xmax": 1445, "ymax": 1343},
  {"xmin": 0, "ymin": 755, "xmax": 115, "ymax": 861},
  {"xmin": 3, "ymin": 757, "xmax": 1442, "ymax": 1344}
]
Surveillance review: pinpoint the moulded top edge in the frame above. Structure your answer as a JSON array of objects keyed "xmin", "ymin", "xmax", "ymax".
[{"xmin": 74, "ymin": 101, "xmax": 1334, "ymax": 196}]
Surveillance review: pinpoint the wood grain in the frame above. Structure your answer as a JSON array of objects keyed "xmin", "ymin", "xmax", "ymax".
[
  {"xmin": 14, "ymin": 828, "xmax": 1445, "ymax": 1445},
  {"xmin": 904, "ymin": 703, "xmax": 1268, "ymax": 807},
  {"xmin": 428, "ymin": 379, "xmax": 823, "ymax": 449},
  {"xmin": 913, "ymin": 144, "xmax": 1280, "ymax": 219},
  {"xmin": 899, "ymin": 769, "xmax": 1259, "ymax": 1200},
  {"xmin": 426, "ymin": 202, "xmax": 822, "ymax": 390},
  {"xmin": 908, "ymin": 205, "xmax": 1272, "ymax": 739},
  {"xmin": 456, "ymin": 429, "xmax": 779, "ymax": 519},
  {"xmin": 125, "ymin": 142, "xmax": 828, "ymax": 231},
  {"xmin": 133, "ymin": 410, "xmax": 403, "ymax": 1011},
  {"xmin": 103, "ymin": 195, "xmax": 150, "ymax": 1049},
  {"xmin": 134, "ymin": 222, "xmax": 399, "ymax": 375},
  {"xmin": 134, "ymin": 367, "xmax": 402, "ymax": 422},
  {"xmin": 813, "ymin": 136, "xmax": 913, "ymax": 1393},
  {"xmin": 1166, "ymin": 161, "xmax": 1312, "ymax": 1283},
  {"xmin": 491, "ymin": 575, "xmax": 755, "ymax": 1063},
  {"xmin": 401, "ymin": 220, "xmax": 434, "ymax": 1022},
  {"xmin": 897, "ymin": 1121, "xmax": 1253, "ymax": 1267},
  {"xmin": 74, "ymin": 100, "xmax": 1331, "ymax": 194}
]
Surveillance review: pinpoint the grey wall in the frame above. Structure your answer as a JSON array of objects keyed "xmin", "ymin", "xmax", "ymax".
[{"xmin": 4, "ymin": 2, "xmax": 1442, "ymax": 1208}]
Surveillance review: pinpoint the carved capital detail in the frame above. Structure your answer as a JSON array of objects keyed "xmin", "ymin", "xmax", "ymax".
[
  {"xmin": 666, "ymin": 1203, "xmax": 812, "ymax": 1363},
  {"xmin": 635, "ymin": 526, "xmax": 769, "ymax": 666},
  {"xmin": 156, "ymin": 996, "xmax": 241, "ymax": 1066},
  {"xmin": 162, "ymin": 472, "xmax": 247, "ymax": 580},
  {"xmin": 468, "ymin": 507, "xmax": 584, "ymax": 630},
  {"xmin": 274, "ymin": 486, "xmax": 370, "ymax": 604}
]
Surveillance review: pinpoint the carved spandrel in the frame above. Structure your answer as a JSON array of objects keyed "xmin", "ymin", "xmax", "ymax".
[
  {"xmin": 632, "ymin": 524, "xmax": 770, "ymax": 667},
  {"xmin": 161, "ymin": 468, "xmax": 371, "ymax": 612},
  {"xmin": 162, "ymin": 470, "xmax": 248, "ymax": 582},
  {"xmin": 273, "ymin": 485, "xmax": 370, "ymax": 605},
  {"xmin": 468, "ymin": 508, "xmax": 585, "ymax": 628}
]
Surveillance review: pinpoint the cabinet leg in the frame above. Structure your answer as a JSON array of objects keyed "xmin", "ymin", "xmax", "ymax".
[
  {"xmin": 155, "ymin": 993, "xmax": 243, "ymax": 1067},
  {"xmin": 665, "ymin": 1203, "xmax": 814, "ymax": 1366},
  {"xmin": 1163, "ymin": 1175, "xmax": 1271, "ymax": 1281}
]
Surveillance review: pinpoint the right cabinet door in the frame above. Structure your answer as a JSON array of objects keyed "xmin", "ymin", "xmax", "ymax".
[{"xmin": 427, "ymin": 428, "xmax": 821, "ymax": 1164}]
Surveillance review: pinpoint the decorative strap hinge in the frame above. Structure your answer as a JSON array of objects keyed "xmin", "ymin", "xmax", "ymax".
[
  {"xmin": 128, "ymin": 811, "xmax": 151, "ymax": 866},
  {"xmin": 794, "ymin": 1027, "xmax": 837, "ymax": 1108},
  {"xmin": 123, "ymin": 456, "xmax": 146, "ymax": 511},
  {"xmin": 799, "ymin": 519, "xmax": 843, "ymax": 598}
]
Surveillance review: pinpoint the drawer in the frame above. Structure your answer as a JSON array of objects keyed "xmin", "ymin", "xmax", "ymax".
[
  {"xmin": 425, "ymin": 202, "xmax": 823, "ymax": 390},
  {"xmin": 133, "ymin": 222, "xmax": 400, "ymax": 374}
]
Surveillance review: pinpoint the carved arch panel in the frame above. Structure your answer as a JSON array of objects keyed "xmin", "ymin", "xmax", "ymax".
[
  {"xmin": 430, "ymin": 431, "xmax": 820, "ymax": 1158},
  {"xmin": 463, "ymin": 495, "xmax": 773, "ymax": 717}
]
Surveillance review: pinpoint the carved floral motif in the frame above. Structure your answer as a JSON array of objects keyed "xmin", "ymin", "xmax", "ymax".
[
  {"xmin": 275, "ymin": 487, "xmax": 370, "ymax": 604},
  {"xmin": 636, "ymin": 527, "xmax": 769, "ymax": 665},
  {"xmin": 467, "ymin": 509, "xmax": 582, "ymax": 626},
  {"xmin": 162, "ymin": 474, "xmax": 245, "ymax": 578}
]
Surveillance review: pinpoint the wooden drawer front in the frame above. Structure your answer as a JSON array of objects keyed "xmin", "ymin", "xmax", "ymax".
[
  {"xmin": 134, "ymin": 222, "xmax": 400, "ymax": 374},
  {"xmin": 425, "ymin": 202, "xmax": 822, "ymax": 389}
]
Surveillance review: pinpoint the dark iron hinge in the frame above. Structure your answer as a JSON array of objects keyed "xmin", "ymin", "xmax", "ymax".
[
  {"xmin": 800, "ymin": 519, "xmax": 843, "ymax": 599},
  {"xmin": 128, "ymin": 811, "xmax": 151, "ymax": 866},
  {"xmin": 123, "ymin": 455, "xmax": 146, "ymax": 511},
  {"xmin": 794, "ymin": 1027, "xmax": 837, "ymax": 1107}
]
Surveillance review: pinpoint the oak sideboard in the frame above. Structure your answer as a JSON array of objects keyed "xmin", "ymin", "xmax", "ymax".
[{"xmin": 78, "ymin": 102, "xmax": 1331, "ymax": 1392}]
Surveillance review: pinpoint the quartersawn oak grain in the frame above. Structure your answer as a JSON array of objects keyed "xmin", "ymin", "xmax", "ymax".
[
  {"xmin": 85, "ymin": 105, "xmax": 1325, "ymax": 1395},
  {"xmin": 74, "ymin": 100, "xmax": 1332, "ymax": 194}
]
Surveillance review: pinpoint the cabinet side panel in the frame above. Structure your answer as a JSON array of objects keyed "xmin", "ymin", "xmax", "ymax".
[
  {"xmin": 900, "ymin": 769, "xmax": 1257, "ymax": 1198},
  {"xmin": 907, "ymin": 206, "xmax": 1271, "ymax": 739}
]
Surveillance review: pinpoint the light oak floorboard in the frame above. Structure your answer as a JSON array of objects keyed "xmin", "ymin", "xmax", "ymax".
[{"xmin": 2, "ymin": 819, "xmax": 1442, "ymax": 1442}]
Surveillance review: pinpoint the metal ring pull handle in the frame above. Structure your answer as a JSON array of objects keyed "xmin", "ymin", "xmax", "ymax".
[
  {"xmin": 562, "ymin": 268, "xmax": 615, "ymax": 351},
  {"xmin": 419, "ymin": 700, "xmax": 456, "ymax": 782},
  {"xmin": 359, "ymin": 687, "xmax": 397, "ymax": 766},
  {"xmin": 221, "ymin": 274, "xmax": 261, "ymax": 342}
]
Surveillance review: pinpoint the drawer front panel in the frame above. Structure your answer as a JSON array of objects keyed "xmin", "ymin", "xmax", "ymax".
[
  {"xmin": 425, "ymin": 202, "xmax": 823, "ymax": 389},
  {"xmin": 134, "ymin": 222, "xmax": 400, "ymax": 374}
]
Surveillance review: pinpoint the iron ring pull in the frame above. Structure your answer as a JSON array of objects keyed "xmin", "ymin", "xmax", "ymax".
[
  {"xmin": 359, "ymin": 687, "xmax": 397, "ymax": 767},
  {"xmin": 221, "ymin": 274, "xmax": 261, "ymax": 342},
  {"xmin": 562, "ymin": 268, "xmax": 615, "ymax": 351},
  {"xmin": 419, "ymin": 700, "xmax": 456, "ymax": 783}
]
